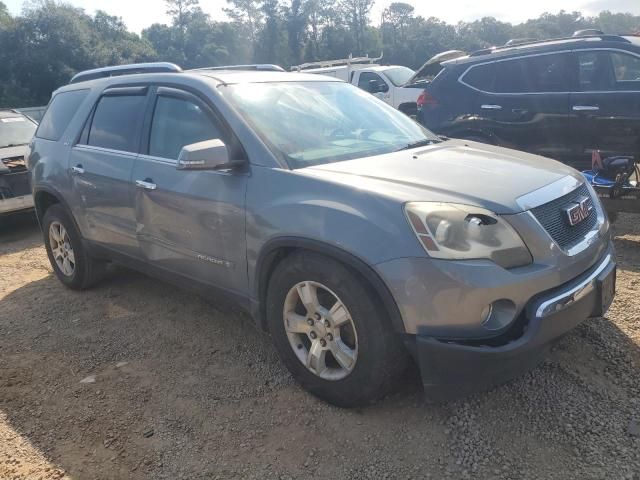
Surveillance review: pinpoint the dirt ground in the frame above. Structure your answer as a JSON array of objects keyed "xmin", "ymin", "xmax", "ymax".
[{"xmin": 0, "ymin": 211, "xmax": 639, "ymax": 480}]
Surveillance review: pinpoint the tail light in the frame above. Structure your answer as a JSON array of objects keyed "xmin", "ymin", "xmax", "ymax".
[{"xmin": 417, "ymin": 91, "xmax": 438, "ymax": 108}]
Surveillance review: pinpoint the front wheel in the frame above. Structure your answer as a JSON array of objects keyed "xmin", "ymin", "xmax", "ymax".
[{"xmin": 266, "ymin": 252, "xmax": 408, "ymax": 407}]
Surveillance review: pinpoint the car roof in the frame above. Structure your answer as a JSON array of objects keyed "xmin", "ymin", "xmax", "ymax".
[
  {"xmin": 193, "ymin": 70, "xmax": 342, "ymax": 84},
  {"xmin": 444, "ymin": 35, "xmax": 640, "ymax": 67},
  {"xmin": 56, "ymin": 69, "xmax": 343, "ymax": 94}
]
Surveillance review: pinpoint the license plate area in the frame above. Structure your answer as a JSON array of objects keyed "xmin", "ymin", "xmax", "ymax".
[{"xmin": 595, "ymin": 265, "xmax": 616, "ymax": 316}]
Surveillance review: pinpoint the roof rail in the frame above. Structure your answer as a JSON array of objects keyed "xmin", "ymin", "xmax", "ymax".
[
  {"xmin": 69, "ymin": 62, "xmax": 182, "ymax": 84},
  {"xmin": 470, "ymin": 33, "xmax": 631, "ymax": 57},
  {"xmin": 191, "ymin": 64, "xmax": 285, "ymax": 72},
  {"xmin": 291, "ymin": 53, "xmax": 383, "ymax": 71}
]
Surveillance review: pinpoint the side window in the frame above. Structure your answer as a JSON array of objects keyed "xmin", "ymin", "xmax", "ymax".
[
  {"xmin": 493, "ymin": 59, "xmax": 527, "ymax": 93},
  {"xmin": 578, "ymin": 51, "xmax": 615, "ymax": 91},
  {"xmin": 36, "ymin": 89, "xmax": 89, "ymax": 141},
  {"xmin": 522, "ymin": 53, "xmax": 573, "ymax": 92},
  {"xmin": 357, "ymin": 72, "xmax": 387, "ymax": 92},
  {"xmin": 149, "ymin": 95, "xmax": 224, "ymax": 161},
  {"xmin": 610, "ymin": 52, "xmax": 640, "ymax": 82},
  {"xmin": 88, "ymin": 94, "xmax": 146, "ymax": 152},
  {"xmin": 463, "ymin": 63, "xmax": 495, "ymax": 91}
]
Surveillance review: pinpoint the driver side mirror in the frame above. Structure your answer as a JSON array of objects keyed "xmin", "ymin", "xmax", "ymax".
[
  {"xmin": 177, "ymin": 139, "xmax": 243, "ymax": 171},
  {"xmin": 368, "ymin": 79, "xmax": 388, "ymax": 94}
]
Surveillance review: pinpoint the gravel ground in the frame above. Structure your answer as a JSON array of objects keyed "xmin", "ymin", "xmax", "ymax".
[{"xmin": 0, "ymin": 211, "xmax": 639, "ymax": 480}]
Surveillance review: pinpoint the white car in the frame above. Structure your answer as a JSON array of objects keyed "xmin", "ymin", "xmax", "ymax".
[{"xmin": 292, "ymin": 56, "xmax": 426, "ymax": 116}]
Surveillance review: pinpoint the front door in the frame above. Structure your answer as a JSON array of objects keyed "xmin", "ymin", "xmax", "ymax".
[
  {"xmin": 132, "ymin": 87, "xmax": 249, "ymax": 295},
  {"xmin": 356, "ymin": 71, "xmax": 392, "ymax": 105},
  {"xmin": 571, "ymin": 49, "xmax": 640, "ymax": 166},
  {"xmin": 69, "ymin": 87, "xmax": 148, "ymax": 256}
]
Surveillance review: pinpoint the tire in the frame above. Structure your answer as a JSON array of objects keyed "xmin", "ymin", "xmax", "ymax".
[
  {"xmin": 42, "ymin": 204, "xmax": 105, "ymax": 289},
  {"xmin": 266, "ymin": 251, "xmax": 408, "ymax": 407}
]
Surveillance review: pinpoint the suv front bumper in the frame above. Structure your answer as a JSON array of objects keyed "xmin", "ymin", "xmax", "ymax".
[{"xmin": 411, "ymin": 249, "xmax": 616, "ymax": 400}]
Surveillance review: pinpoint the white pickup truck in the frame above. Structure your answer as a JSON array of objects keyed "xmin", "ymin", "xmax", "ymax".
[{"xmin": 292, "ymin": 55, "xmax": 427, "ymax": 117}]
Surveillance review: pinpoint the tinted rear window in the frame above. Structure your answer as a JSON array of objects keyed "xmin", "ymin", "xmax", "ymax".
[
  {"xmin": 36, "ymin": 89, "xmax": 89, "ymax": 141},
  {"xmin": 88, "ymin": 95, "xmax": 146, "ymax": 152},
  {"xmin": 464, "ymin": 53, "xmax": 574, "ymax": 93},
  {"xmin": 463, "ymin": 63, "xmax": 495, "ymax": 90},
  {"xmin": 522, "ymin": 53, "xmax": 573, "ymax": 92},
  {"xmin": 494, "ymin": 59, "xmax": 528, "ymax": 93}
]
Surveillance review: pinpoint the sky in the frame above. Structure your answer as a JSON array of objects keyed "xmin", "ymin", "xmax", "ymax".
[{"xmin": 5, "ymin": 0, "xmax": 640, "ymax": 33}]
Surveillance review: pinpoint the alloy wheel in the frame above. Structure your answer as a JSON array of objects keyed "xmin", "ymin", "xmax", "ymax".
[
  {"xmin": 283, "ymin": 281, "xmax": 358, "ymax": 380},
  {"xmin": 49, "ymin": 221, "xmax": 75, "ymax": 277}
]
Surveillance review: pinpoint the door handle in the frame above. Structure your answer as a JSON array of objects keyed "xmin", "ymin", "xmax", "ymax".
[
  {"xmin": 70, "ymin": 164, "xmax": 84, "ymax": 175},
  {"xmin": 572, "ymin": 105, "xmax": 599, "ymax": 112},
  {"xmin": 481, "ymin": 104, "xmax": 502, "ymax": 110},
  {"xmin": 135, "ymin": 179, "xmax": 157, "ymax": 191}
]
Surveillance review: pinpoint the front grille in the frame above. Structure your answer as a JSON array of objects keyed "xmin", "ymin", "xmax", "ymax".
[{"xmin": 531, "ymin": 183, "xmax": 598, "ymax": 249}]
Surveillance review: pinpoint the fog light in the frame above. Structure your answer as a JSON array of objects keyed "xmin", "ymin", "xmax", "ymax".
[{"xmin": 481, "ymin": 299, "xmax": 517, "ymax": 331}]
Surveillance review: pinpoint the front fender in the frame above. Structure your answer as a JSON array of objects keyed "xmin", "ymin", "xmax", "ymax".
[{"xmin": 245, "ymin": 165, "xmax": 424, "ymax": 332}]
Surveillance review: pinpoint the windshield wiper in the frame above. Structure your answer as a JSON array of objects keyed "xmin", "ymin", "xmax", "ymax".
[{"xmin": 397, "ymin": 139, "xmax": 440, "ymax": 151}]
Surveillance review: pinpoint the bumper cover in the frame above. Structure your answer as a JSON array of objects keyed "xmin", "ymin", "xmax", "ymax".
[
  {"xmin": 415, "ymin": 251, "xmax": 616, "ymax": 400},
  {"xmin": 0, "ymin": 194, "xmax": 34, "ymax": 214}
]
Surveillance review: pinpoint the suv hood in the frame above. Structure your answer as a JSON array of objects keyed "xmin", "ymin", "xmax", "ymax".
[
  {"xmin": 302, "ymin": 140, "xmax": 581, "ymax": 214},
  {"xmin": 408, "ymin": 50, "xmax": 467, "ymax": 83}
]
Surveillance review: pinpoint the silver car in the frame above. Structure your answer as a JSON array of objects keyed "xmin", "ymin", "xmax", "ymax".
[{"xmin": 29, "ymin": 63, "xmax": 616, "ymax": 406}]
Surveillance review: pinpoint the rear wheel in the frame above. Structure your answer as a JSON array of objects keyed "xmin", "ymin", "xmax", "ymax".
[
  {"xmin": 266, "ymin": 251, "xmax": 408, "ymax": 407},
  {"xmin": 42, "ymin": 204, "xmax": 105, "ymax": 289}
]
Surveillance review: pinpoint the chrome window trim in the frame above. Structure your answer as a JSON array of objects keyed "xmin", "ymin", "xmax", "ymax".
[
  {"xmin": 137, "ymin": 153, "xmax": 177, "ymax": 166},
  {"xmin": 72, "ymin": 144, "xmax": 137, "ymax": 158},
  {"xmin": 458, "ymin": 47, "xmax": 640, "ymax": 95}
]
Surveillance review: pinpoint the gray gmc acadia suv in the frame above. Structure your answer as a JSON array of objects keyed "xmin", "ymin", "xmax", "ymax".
[{"xmin": 29, "ymin": 62, "xmax": 616, "ymax": 407}]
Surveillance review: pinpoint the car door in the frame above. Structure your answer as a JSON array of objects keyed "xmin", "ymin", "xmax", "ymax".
[
  {"xmin": 69, "ymin": 86, "xmax": 148, "ymax": 257},
  {"xmin": 356, "ymin": 71, "xmax": 392, "ymax": 105},
  {"xmin": 571, "ymin": 49, "xmax": 640, "ymax": 165},
  {"xmin": 132, "ymin": 86, "xmax": 249, "ymax": 294},
  {"xmin": 470, "ymin": 52, "xmax": 573, "ymax": 159}
]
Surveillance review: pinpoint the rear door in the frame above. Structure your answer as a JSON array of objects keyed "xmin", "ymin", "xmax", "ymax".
[
  {"xmin": 469, "ymin": 52, "xmax": 574, "ymax": 159},
  {"xmin": 571, "ymin": 48, "xmax": 640, "ymax": 165},
  {"xmin": 69, "ymin": 86, "xmax": 148, "ymax": 257},
  {"xmin": 132, "ymin": 86, "xmax": 249, "ymax": 294}
]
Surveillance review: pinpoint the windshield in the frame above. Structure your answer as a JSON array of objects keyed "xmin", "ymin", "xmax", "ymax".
[
  {"xmin": 0, "ymin": 115, "xmax": 37, "ymax": 148},
  {"xmin": 383, "ymin": 66, "xmax": 416, "ymax": 86},
  {"xmin": 222, "ymin": 81, "xmax": 439, "ymax": 169}
]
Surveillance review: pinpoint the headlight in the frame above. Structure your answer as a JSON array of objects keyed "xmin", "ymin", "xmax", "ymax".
[{"xmin": 404, "ymin": 202, "xmax": 532, "ymax": 268}]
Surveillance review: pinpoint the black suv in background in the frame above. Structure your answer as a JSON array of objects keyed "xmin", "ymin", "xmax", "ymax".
[{"xmin": 417, "ymin": 34, "xmax": 640, "ymax": 168}]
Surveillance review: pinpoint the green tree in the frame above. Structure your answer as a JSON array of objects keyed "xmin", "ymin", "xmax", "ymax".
[
  {"xmin": 340, "ymin": 0, "xmax": 375, "ymax": 54},
  {"xmin": 225, "ymin": 0, "xmax": 263, "ymax": 58}
]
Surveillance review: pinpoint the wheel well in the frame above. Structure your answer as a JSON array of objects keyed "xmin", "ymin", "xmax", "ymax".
[
  {"xmin": 34, "ymin": 190, "xmax": 61, "ymax": 220},
  {"xmin": 256, "ymin": 243, "xmax": 405, "ymax": 333}
]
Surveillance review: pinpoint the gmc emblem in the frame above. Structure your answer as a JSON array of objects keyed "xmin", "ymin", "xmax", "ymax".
[{"xmin": 563, "ymin": 195, "xmax": 593, "ymax": 226}]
